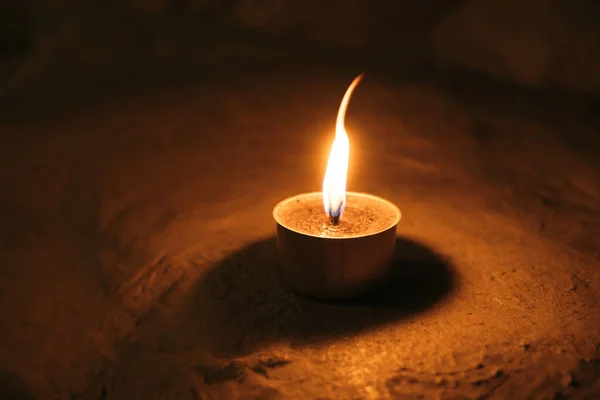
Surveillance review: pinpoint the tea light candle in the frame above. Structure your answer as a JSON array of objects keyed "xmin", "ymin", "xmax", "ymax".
[{"xmin": 273, "ymin": 74, "xmax": 402, "ymax": 299}]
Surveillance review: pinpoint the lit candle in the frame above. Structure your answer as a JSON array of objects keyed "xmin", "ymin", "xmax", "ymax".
[{"xmin": 273, "ymin": 74, "xmax": 402, "ymax": 299}]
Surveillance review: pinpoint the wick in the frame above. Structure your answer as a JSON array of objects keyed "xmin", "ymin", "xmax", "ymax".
[{"xmin": 330, "ymin": 214, "xmax": 340, "ymax": 225}]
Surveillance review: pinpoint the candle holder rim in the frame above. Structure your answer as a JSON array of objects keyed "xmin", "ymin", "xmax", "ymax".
[{"xmin": 273, "ymin": 191, "xmax": 401, "ymax": 240}]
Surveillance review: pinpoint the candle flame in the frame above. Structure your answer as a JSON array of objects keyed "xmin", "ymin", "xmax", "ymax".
[{"xmin": 323, "ymin": 73, "xmax": 364, "ymax": 222}]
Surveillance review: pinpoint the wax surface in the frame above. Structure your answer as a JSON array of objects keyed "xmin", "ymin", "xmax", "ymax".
[{"xmin": 274, "ymin": 192, "xmax": 400, "ymax": 238}]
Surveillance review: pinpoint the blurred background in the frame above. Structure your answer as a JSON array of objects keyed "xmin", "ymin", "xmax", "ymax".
[{"xmin": 2, "ymin": 0, "xmax": 600, "ymax": 100}]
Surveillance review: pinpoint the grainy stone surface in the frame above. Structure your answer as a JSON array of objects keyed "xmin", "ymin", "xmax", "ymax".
[{"xmin": 0, "ymin": 6, "xmax": 600, "ymax": 400}]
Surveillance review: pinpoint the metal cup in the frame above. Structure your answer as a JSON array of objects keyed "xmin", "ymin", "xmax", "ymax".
[{"xmin": 273, "ymin": 192, "xmax": 401, "ymax": 299}]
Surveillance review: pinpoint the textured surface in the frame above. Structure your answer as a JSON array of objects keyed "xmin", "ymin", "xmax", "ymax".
[
  {"xmin": 1, "ymin": 5, "xmax": 600, "ymax": 400},
  {"xmin": 274, "ymin": 193, "xmax": 399, "ymax": 237}
]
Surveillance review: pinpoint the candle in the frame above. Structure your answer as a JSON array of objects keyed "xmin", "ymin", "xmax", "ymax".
[{"xmin": 273, "ymin": 74, "xmax": 402, "ymax": 299}]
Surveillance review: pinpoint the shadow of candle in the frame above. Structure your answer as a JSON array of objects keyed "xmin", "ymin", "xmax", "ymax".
[{"xmin": 181, "ymin": 236, "xmax": 457, "ymax": 357}]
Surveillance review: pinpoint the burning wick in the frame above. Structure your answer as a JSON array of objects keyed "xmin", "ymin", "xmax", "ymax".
[
  {"xmin": 323, "ymin": 73, "xmax": 364, "ymax": 225},
  {"xmin": 330, "ymin": 214, "xmax": 340, "ymax": 225}
]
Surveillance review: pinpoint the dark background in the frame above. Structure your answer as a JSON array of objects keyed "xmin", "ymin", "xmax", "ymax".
[{"xmin": 2, "ymin": 0, "xmax": 600, "ymax": 97}]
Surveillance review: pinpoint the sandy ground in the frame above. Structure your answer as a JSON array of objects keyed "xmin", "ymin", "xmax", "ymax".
[{"xmin": 1, "ymin": 16, "xmax": 600, "ymax": 399}]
